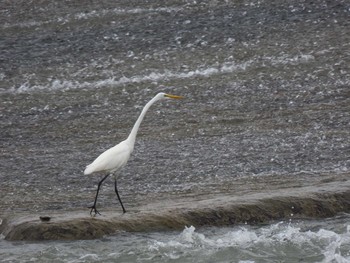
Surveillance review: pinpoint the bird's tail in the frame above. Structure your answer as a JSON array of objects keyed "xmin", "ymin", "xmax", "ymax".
[{"xmin": 84, "ymin": 165, "xmax": 93, "ymax": 175}]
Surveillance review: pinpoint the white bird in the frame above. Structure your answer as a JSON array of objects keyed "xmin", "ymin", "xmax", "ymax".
[{"xmin": 84, "ymin": 92, "xmax": 183, "ymax": 215}]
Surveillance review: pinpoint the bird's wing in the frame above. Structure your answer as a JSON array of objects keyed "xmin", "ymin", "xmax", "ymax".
[{"xmin": 84, "ymin": 140, "xmax": 132, "ymax": 175}]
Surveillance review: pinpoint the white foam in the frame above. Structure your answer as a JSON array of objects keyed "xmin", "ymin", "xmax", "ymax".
[
  {"xmin": 269, "ymin": 54, "xmax": 315, "ymax": 66},
  {"xmin": 78, "ymin": 253, "xmax": 99, "ymax": 260},
  {"xmin": 149, "ymin": 222, "xmax": 350, "ymax": 262},
  {"xmin": 2, "ymin": 7, "xmax": 181, "ymax": 30},
  {"xmin": 4, "ymin": 52, "xmax": 321, "ymax": 94}
]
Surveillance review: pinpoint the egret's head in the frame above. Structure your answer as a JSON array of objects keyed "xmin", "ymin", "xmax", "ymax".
[{"xmin": 157, "ymin": 92, "xmax": 184, "ymax": 100}]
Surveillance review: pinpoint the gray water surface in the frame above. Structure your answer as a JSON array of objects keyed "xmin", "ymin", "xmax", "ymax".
[{"xmin": 1, "ymin": 0, "xmax": 350, "ymax": 261}]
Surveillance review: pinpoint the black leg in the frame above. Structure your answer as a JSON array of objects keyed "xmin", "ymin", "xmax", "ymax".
[
  {"xmin": 115, "ymin": 179, "xmax": 126, "ymax": 213},
  {"xmin": 89, "ymin": 173, "xmax": 110, "ymax": 216}
]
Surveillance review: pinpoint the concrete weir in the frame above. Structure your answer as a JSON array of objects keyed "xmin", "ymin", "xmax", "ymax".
[{"xmin": 2, "ymin": 177, "xmax": 350, "ymax": 241}]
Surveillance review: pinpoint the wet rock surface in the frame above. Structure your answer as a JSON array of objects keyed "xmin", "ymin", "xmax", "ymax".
[{"xmin": 3, "ymin": 173, "xmax": 349, "ymax": 241}]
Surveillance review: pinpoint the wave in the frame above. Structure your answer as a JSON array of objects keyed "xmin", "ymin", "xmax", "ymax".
[
  {"xmin": 149, "ymin": 222, "xmax": 350, "ymax": 262},
  {"xmin": 2, "ymin": 7, "xmax": 181, "ymax": 30},
  {"xmin": 4, "ymin": 54, "xmax": 315, "ymax": 94},
  {"xmin": 4, "ymin": 60, "xmax": 253, "ymax": 94}
]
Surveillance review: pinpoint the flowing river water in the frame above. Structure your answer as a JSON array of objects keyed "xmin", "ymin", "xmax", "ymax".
[{"xmin": 1, "ymin": 0, "xmax": 350, "ymax": 262}]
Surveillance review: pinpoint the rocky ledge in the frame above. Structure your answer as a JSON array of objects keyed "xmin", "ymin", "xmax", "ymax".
[{"xmin": 1, "ymin": 177, "xmax": 350, "ymax": 241}]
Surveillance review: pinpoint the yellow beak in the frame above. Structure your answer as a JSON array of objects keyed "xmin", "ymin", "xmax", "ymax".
[{"xmin": 165, "ymin": 94, "xmax": 184, "ymax": 99}]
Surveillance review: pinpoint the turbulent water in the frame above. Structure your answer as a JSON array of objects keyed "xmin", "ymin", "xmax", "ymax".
[
  {"xmin": 1, "ymin": 0, "xmax": 350, "ymax": 261},
  {"xmin": 2, "ymin": 215, "xmax": 350, "ymax": 262}
]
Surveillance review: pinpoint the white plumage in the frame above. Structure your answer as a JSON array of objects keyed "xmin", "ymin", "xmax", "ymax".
[{"xmin": 84, "ymin": 140, "xmax": 132, "ymax": 175}]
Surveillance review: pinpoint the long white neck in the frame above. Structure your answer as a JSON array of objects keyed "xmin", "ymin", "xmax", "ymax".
[{"xmin": 126, "ymin": 95, "xmax": 160, "ymax": 148}]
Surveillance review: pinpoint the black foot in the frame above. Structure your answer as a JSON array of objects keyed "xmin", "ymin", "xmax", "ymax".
[{"xmin": 88, "ymin": 205, "xmax": 101, "ymax": 216}]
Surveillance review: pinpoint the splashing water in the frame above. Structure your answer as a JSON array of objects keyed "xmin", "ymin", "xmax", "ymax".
[
  {"xmin": 1, "ymin": 216, "xmax": 350, "ymax": 262},
  {"xmin": 148, "ymin": 219, "xmax": 350, "ymax": 263}
]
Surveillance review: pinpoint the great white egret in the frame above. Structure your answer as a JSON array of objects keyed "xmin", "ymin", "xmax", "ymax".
[{"xmin": 84, "ymin": 92, "xmax": 183, "ymax": 215}]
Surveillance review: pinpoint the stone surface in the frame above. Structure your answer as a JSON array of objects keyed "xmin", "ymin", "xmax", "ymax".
[{"xmin": 2, "ymin": 177, "xmax": 350, "ymax": 241}]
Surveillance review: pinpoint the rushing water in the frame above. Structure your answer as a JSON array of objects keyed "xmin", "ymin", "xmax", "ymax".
[
  {"xmin": 1, "ymin": 0, "xmax": 350, "ymax": 261},
  {"xmin": 2, "ymin": 215, "xmax": 350, "ymax": 263}
]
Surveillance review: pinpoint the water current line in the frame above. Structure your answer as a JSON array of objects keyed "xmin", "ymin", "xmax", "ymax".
[{"xmin": 7, "ymin": 54, "xmax": 315, "ymax": 94}]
